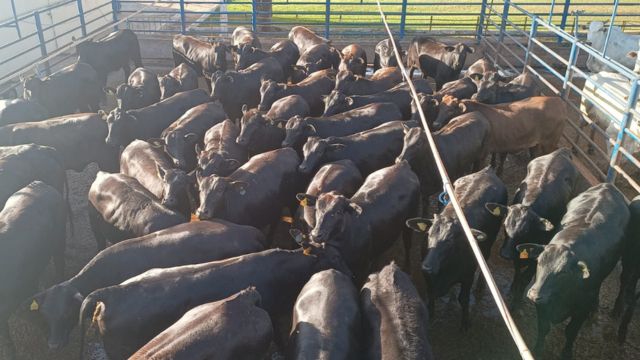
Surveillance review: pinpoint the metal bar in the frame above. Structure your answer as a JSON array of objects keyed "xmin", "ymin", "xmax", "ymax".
[
  {"xmin": 498, "ymin": 0, "xmax": 510, "ymax": 43},
  {"xmin": 607, "ymin": 79, "xmax": 639, "ymax": 182},
  {"xmin": 325, "ymin": 0, "xmax": 331, "ymax": 39},
  {"xmin": 547, "ymin": 0, "xmax": 555, "ymax": 23},
  {"xmin": 77, "ymin": 0, "xmax": 88, "ymax": 36},
  {"xmin": 601, "ymin": 0, "xmax": 620, "ymax": 56},
  {"xmin": 112, "ymin": 0, "xmax": 120, "ymax": 30},
  {"xmin": 560, "ymin": 38, "xmax": 578, "ymax": 98},
  {"xmin": 557, "ymin": 0, "xmax": 569, "ymax": 43},
  {"xmin": 33, "ymin": 11, "xmax": 50, "ymax": 76},
  {"xmin": 10, "ymin": 0, "xmax": 21, "ymax": 38},
  {"xmin": 523, "ymin": 18, "xmax": 537, "ymax": 67},
  {"xmin": 251, "ymin": 0, "xmax": 257, "ymax": 32},
  {"xmin": 179, "ymin": 0, "xmax": 186, "ymax": 34},
  {"xmin": 400, "ymin": 0, "xmax": 408, "ymax": 39}
]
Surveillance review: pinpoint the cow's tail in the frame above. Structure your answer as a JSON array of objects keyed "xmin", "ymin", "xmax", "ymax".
[{"xmin": 78, "ymin": 293, "xmax": 102, "ymax": 360}]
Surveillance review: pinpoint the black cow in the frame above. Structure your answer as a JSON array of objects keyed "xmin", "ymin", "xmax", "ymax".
[
  {"xmin": 323, "ymin": 80, "xmax": 432, "ymax": 118},
  {"xmin": 406, "ymin": 36, "xmax": 474, "ymax": 90},
  {"xmin": 339, "ymin": 44, "xmax": 368, "ymax": 76},
  {"xmin": 78, "ymin": 247, "xmax": 349, "ymax": 359},
  {"xmin": 111, "ymin": 67, "xmax": 161, "ymax": 110},
  {"xmin": 236, "ymin": 40, "xmax": 300, "ymax": 78},
  {"xmin": 196, "ymin": 148, "xmax": 300, "ymax": 230},
  {"xmin": 288, "ymin": 26, "xmax": 330, "ymax": 55},
  {"xmin": 210, "ymin": 57, "xmax": 285, "ymax": 120},
  {"xmin": 361, "ymin": 263, "xmax": 433, "ymax": 360},
  {"xmin": 335, "ymin": 67, "xmax": 403, "ymax": 96},
  {"xmin": 615, "ymin": 196, "xmax": 640, "ymax": 343},
  {"xmin": 30, "ymin": 220, "xmax": 265, "ymax": 350},
  {"xmin": 485, "ymin": 148, "xmax": 578, "ymax": 307},
  {"xmin": 197, "ymin": 119, "xmax": 247, "ymax": 178},
  {"xmin": 299, "ymin": 161, "xmax": 420, "ymax": 282},
  {"xmin": 472, "ymin": 71, "xmax": 539, "ymax": 104},
  {"xmin": 104, "ymin": 88, "xmax": 210, "ymax": 148},
  {"xmin": 0, "ymin": 98, "xmax": 48, "ymax": 126},
  {"xmin": 520, "ymin": 183, "xmax": 629, "ymax": 359},
  {"xmin": 466, "ymin": 57, "xmax": 496, "ymax": 79},
  {"xmin": 76, "ymin": 29, "xmax": 142, "ymax": 84},
  {"xmin": 396, "ymin": 113, "xmax": 490, "ymax": 197},
  {"xmin": 0, "ymin": 144, "xmax": 66, "ymax": 208},
  {"xmin": 295, "ymin": 159, "xmax": 363, "ymax": 232},
  {"xmin": 296, "ymin": 44, "xmax": 341, "ymax": 77},
  {"xmin": 407, "ymin": 166, "xmax": 507, "ymax": 329},
  {"xmin": 373, "ymin": 38, "xmax": 403, "ymax": 72},
  {"xmin": 288, "ymin": 270, "xmax": 361, "ymax": 359},
  {"xmin": 283, "ymin": 102, "xmax": 403, "ymax": 148},
  {"xmin": 299, "ymin": 120, "xmax": 419, "ymax": 176},
  {"xmin": 130, "ymin": 288, "xmax": 272, "ymax": 360},
  {"xmin": 172, "ymin": 34, "xmax": 228, "ymax": 79},
  {"xmin": 160, "ymin": 102, "xmax": 227, "ymax": 171},
  {"xmin": 22, "ymin": 62, "xmax": 102, "ymax": 117},
  {"xmin": 236, "ymin": 107, "xmax": 286, "ymax": 155},
  {"xmin": 120, "ymin": 140, "xmax": 191, "ymax": 216},
  {"xmin": 0, "ymin": 182, "xmax": 66, "ymax": 357},
  {"xmin": 88, "ymin": 171, "xmax": 186, "ymax": 249},
  {"xmin": 259, "ymin": 69, "xmax": 336, "ymax": 115},
  {"xmin": 410, "ymin": 77, "xmax": 478, "ymax": 123},
  {"xmin": 0, "ymin": 113, "xmax": 119, "ymax": 172},
  {"xmin": 158, "ymin": 63, "xmax": 199, "ymax": 100},
  {"xmin": 267, "ymin": 94, "xmax": 311, "ymax": 120}
]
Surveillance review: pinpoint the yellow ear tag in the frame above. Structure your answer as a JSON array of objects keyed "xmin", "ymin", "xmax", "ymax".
[
  {"xmin": 417, "ymin": 222, "xmax": 428, "ymax": 232},
  {"xmin": 300, "ymin": 198, "xmax": 308, "ymax": 207},
  {"xmin": 492, "ymin": 207, "xmax": 501, "ymax": 216},
  {"xmin": 281, "ymin": 216, "xmax": 293, "ymax": 224},
  {"xmin": 190, "ymin": 213, "xmax": 200, "ymax": 222},
  {"xmin": 30, "ymin": 300, "xmax": 39, "ymax": 311},
  {"xmin": 303, "ymin": 247, "xmax": 312, "ymax": 256},
  {"xmin": 520, "ymin": 249, "xmax": 529, "ymax": 259}
]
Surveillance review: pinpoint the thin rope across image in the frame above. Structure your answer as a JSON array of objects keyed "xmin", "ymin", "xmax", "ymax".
[{"xmin": 373, "ymin": 1, "xmax": 534, "ymax": 359}]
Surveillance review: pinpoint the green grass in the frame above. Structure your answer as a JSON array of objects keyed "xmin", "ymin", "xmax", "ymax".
[{"xmin": 199, "ymin": 0, "xmax": 640, "ymax": 34}]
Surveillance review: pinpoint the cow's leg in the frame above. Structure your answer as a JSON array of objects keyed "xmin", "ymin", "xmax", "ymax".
[
  {"xmin": 123, "ymin": 64, "xmax": 131, "ymax": 83},
  {"xmin": 618, "ymin": 291, "xmax": 640, "ymax": 343},
  {"xmin": 459, "ymin": 276, "xmax": 473, "ymax": 331},
  {"xmin": 53, "ymin": 231, "xmax": 66, "ymax": 281},
  {"xmin": 510, "ymin": 261, "xmax": 536, "ymax": 310},
  {"xmin": 0, "ymin": 322, "xmax": 15, "ymax": 360},
  {"xmin": 496, "ymin": 153, "xmax": 507, "ymax": 176},
  {"xmin": 561, "ymin": 313, "xmax": 588, "ymax": 360},
  {"xmin": 587, "ymin": 126, "xmax": 597, "ymax": 154},
  {"xmin": 533, "ymin": 308, "xmax": 550, "ymax": 355},
  {"xmin": 409, "ymin": 67, "xmax": 416, "ymax": 79},
  {"xmin": 612, "ymin": 264, "xmax": 633, "ymax": 317},
  {"xmin": 88, "ymin": 205, "xmax": 107, "ymax": 251}
]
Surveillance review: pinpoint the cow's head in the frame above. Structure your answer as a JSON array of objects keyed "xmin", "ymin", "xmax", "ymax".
[
  {"xmin": 235, "ymin": 44, "xmax": 261, "ymax": 70},
  {"xmin": 375, "ymin": 38, "xmax": 402, "ymax": 68},
  {"xmin": 306, "ymin": 191, "xmax": 362, "ymax": 244},
  {"xmin": 485, "ymin": 203, "xmax": 554, "ymax": 260},
  {"xmin": 158, "ymin": 74, "xmax": 180, "ymax": 100},
  {"xmin": 525, "ymin": 243, "xmax": 590, "ymax": 321},
  {"xmin": 22, "ymin": 75, "xmax": 43, "ymax": 100},
  {"xmin": 113, "ymin": 84, "xmax": 143, "ymax": 110},
  {"xmin": 299, "ymin": 137, "xmax": 344, "ymax": 174},
  {"xmin": 155, "ymin": 164, "xmax": 190, "ymax": 210},
  {"xmin": 258, "ymin": 78, "xmax": 284, "ymax": 111},
  {"xmin": 288, "ymin": 226, "xmax": 354, "ymax": 278},
  {"xmin": 396, "ymin": 125, "xmax": 427, "ymax": 164},
  {"xmin": 411, "ymin": 93, "xmax": 439, "ymax": 126},
  {"xmin": 283, "ymin": 115, "xmax": 316, "ymax": 148},
  {"xmin": 74, "ymin": 38, "xmax": 95, "ymax": 60},
  {"xmin": 196, "ymin": 145, "xmax": 241, "ymax": 179},
  {"xmin": 104, "ymin": 107, "xmax": 133, "ymax": 147},
  {"xmin": 26, "ymin": 283, "xmax": 84, "ymax": 350},
  {"xmin": 290, "ymin": 66, "xmax": 308, "ymax": 84},
  {"xmin": 340, "ymin": 57, "xmax": 366, "ymax": 77},
  {"xmin": 334, "ymin": 70, "xmax": 357, "ymax": 93},
  {"xmin": 196, "ymin": 175, "xmax": 247, "ymax": 220},
  {"xmin": 433, "ymin": 95, "xmax": 466, "ymax": 130},
  {"xmin": 162, "ymin": 130, "xmax": 197, "ymax": 170},
  {"xmin": 323, "ymin": 90, "xmax": 351, "ymax": 116},
  {"xmin": 210, "ymin": 71, "xmax": 234, "ymax": 100},
  {"xmin": 237, "ymin": 105, "xmax": 265, "ymax": 146},
  {"xmin": 629, "ymin": 42, "xmax": 639, "ymax": 74},
  {"xmin": 471, "ymin": 71, "xmax": 508, "ymax": 103},
  {"xmin": 406, "ymin": 216, "xmax": 486, "ymax": 297},
  {"xmin": 447, "ymin": 43, "xmax": 474, "ymax": 72},
  {"xmin": 212, "ymin": 42, "xmax": 229, "ymax": 72},
  {"xmin": 586, "ymin": 21, "xmax": 607, "ymax": 45}
]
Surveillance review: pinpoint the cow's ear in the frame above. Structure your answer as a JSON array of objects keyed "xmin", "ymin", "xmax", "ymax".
[
  {"xmin": 184, "ymin": 133, "xmax": 197, "ymax": 143},
  {"xmin": 458, "ymin": 102, "xmax": 467, "ymax": 113},
  {"xmin": 471, "ymin": 229, "xmax": 487, "ymax": 242},
  {"xmin": 429, "ymin": 98, "xmax": 439, "ymax": 107},
  {"xmin": 195, "ymin": 143, "xmax": 203, "ymax": 155},
  {"xmin": 515, "ymin": 243, "xmax": 545, "ymax": 260},
  {"xmin": 275, "ymin": 120, "xmax": 286, "ymax": 128},
  {"xmin": 466, "ymin": 46, "xmax": 475, "ymax": 54},
  {"xmin": 104, "ymin": 87, "xmax": 116, "ymax": 95},
  {"xmin": 538, "ymin": 217, "xmax": 554, "ymax": 232},
  {"xmin": 296, "ymin": 193, "xmax": 317, "ymax": 207},
  {"xmin": 356, "ymin": 57, "xmax": 365, "ymax": 64},
  {"xmin": 148, "ymin": 138, "xmax": 164, "ymax": 148},
  {"xmin": 348, "ymin": 202, "xmax": 363, "ymax": 215},
  {"xmin": 328, "ymin": 143, "xmax": 346, "ymax": 152},
  {"xmin": 444, "ymin": 46, "xmax": 455, "ymax": 52},
  {"xmin": 156, "ymin": 163, "xmax": 166, "ymax": 178},
  {"xmin": 401, "ymin": 122, "xmax": 412, "ymax": 133},
  {"xmin": 469, "ymin": 73, "xmax": 483, "ymax": 81},
  {"xmin": 242, "ymin": 104, "xmax": 248, "ymax": 114},
  {"xmin": 231, "ymin": 180, "xmax": 248, "ymax": 195},
  {"xmin": 97, "ymin": 110, "xmax": 107, "ymax": 118},
  {"xmin": 225, "ymin": 158, "xmax": 240, "ymax": 169},
  {"xmin": 485, "ymin": 202, "xmax": 508, "ymax": 217},
  {"xmin": 406, "ymin": 217, "xmax": 432, "ymax": 233},
  {"xmin": 73, "ymin": 291, "xmax": 84, "ymax": 303},
  {"xmin": 628, "ymin": 51, "xmax": 638, "ymax": 59},
  {"xmin": 305, "ymin": 124, "xmax": 317, "ymax": 135},
  {"xmin": 345, "ymin": 97, "xmax": 354, "ymax": 106},
  {"xmin": 577, "ymin": 260, "xmax": 590, "ymax": 279},
  {"xmin": 289, "ymin": 228, "xmax": 306, "ymax": 245}
]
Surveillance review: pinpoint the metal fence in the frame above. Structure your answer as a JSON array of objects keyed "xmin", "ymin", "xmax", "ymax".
[{"xmin": 479, "ymin": 0, "xmax": 640, "ymax": 197}]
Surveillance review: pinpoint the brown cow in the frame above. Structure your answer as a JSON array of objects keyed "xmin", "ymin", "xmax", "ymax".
[
  {"xmin": 339, "ymin": 44, "xmax": 368, "ymax": 76},
  {"xmin": 335, "ymin": 67, "xmax": 403, "ymax": 96}
]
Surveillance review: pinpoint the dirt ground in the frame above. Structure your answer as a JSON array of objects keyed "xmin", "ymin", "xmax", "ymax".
[{"xmin": 5, "ymin": 37, "xmax": 640, "ymax": 360}]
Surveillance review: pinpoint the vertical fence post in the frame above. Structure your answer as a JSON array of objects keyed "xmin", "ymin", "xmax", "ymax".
[
  {"xmin": 607, "ymin": 80, "xmax": 639, "ymax": 182},
  {"xmin": 324, "ymin": 0, "xmax": 330, "ymax": 39},
  {"xmin": 10, "ymin": 0, "xmax": 21, "ymax": 38},
  {"xmin": 77, "ymin": 0, "xmax": 87, "ymax": 37},
  {"xmin": 561, "ymin": 38, "xmax": 578, "ymax": 99},
  {"xmin": 523, "ymin": 17, "xmax": 538, "ymax": 70},
  {"xmin": 547, "ymin": 0, "xmax": 556, "ymax": 24},
  {"xmin": 557, "ymin": 0, "xmax": 570, "ymax": 43},
  {"xmin": 251, "ymin": 0, "xmax": 257, "ymax": 32},
  {"xmin": 33, "ymin": 11, "xmax": 50, "ymax": 76},
  {"xmin": 476, "ymin": 0, "xmax": 487, "ymax": 44},
  {"xmin": 499, "ymin": 0, "xmax": 510, "ymax": 43},
  {"xmin": 602, "ymin": 0, "xmax": 620, "ymax": 57},
  {"xmin": 399, "ymin": 0, "xmax": 408, "ymax": 39},
  {"xmin": 111, "ymin": 0, "xmax": 119, "ymax": 30},
  {"xmin": 179, "ymin": 0, "xmax": 186, "ymax": 34}
]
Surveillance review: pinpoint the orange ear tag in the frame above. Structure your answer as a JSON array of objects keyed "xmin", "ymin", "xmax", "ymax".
[
  {"xmin": 190, "ymin": 213, "xmax": 200, "ymax": 222},
  {"xmin": 519, "ymin": 249, "xmax": 529, "ymax": 259}
]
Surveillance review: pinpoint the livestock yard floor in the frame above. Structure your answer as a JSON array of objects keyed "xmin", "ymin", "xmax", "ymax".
[{"xmin": 6, "ymin": 38, "xmax": 640, "ymax": 360}]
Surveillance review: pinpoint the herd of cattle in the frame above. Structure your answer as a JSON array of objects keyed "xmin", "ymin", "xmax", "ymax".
[{"xmin": 0, "ymin": 22, "xmax": 639, "ymax": 360}]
